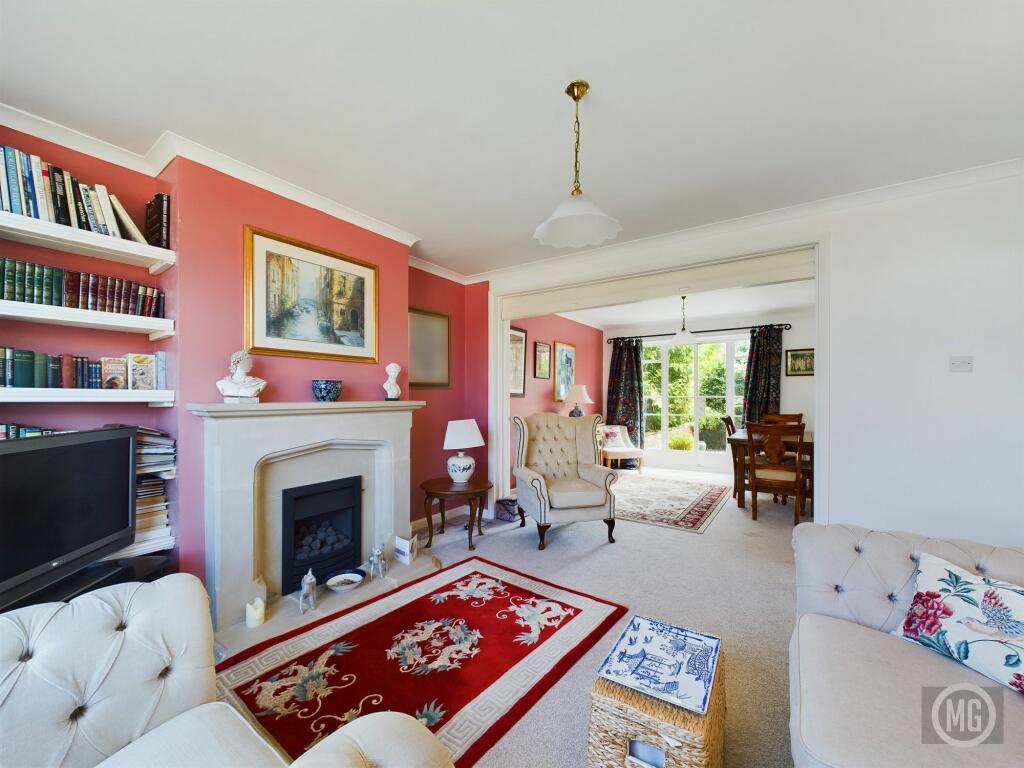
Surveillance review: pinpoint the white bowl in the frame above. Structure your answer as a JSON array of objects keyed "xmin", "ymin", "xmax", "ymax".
[{"xmin": 326, "ymin": 569, "xmax": 365, "ymax": 593}]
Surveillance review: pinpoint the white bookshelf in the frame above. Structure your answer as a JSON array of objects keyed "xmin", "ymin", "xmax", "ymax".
[
  {"xmin": 0, "ymin": 299, "xmax": 174, "ymax": 340},
  {"xmin": 0, "ymin": 210, "xmax": 175, "ymax": 274},
  {"xmin": 0, "ymin": 388, "xmax": 174, "ymax": 408}
]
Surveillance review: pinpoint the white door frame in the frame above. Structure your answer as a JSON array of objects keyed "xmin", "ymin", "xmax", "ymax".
[{"xmin": 487, "ymin": 243, "xmax": 831, "ymax": 524}]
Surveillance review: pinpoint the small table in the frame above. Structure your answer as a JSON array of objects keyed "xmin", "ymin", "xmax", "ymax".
[
  {"xmin": 587, "ymin": 652, "xmax": 726, "ymax": 768},
  {"xmin": 420, "ymin": 477, "xmax": 493, "ymax": 551}
]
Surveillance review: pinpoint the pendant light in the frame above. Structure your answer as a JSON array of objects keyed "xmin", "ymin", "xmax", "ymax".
[{"xmin": 534, "ymin": 80, "xmax": 621, "ymax": 248}]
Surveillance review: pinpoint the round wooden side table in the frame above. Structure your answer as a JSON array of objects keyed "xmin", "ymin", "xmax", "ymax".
[{"xmin": 420, "ymin": 477, "xmax": 493, "ymax": 551}]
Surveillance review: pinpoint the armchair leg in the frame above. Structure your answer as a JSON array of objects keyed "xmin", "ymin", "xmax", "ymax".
[
  {"xmin": 517, "ymin": 506, "xmax": 526, "ymax": 527},
  {"xmin": 536, "ymin": 522, "xmax": 551, "ymax": 550},
  {"xmin": 604, "ymin": 517, "xmax": 616, "ymax": 543}
]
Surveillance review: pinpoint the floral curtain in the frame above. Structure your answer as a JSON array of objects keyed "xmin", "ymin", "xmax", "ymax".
[
  {"xmin": 607, "ymin": 337, "xmax": 645, "ymax": 457},
  {"xmin": 742, "ymin": 325, "xmax": 783, "ymax": 424}
]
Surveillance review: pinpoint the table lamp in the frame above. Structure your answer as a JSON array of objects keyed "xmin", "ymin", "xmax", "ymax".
[
  {"xmin": 566, "ymin": 384, "xmax": 594, "ymax": 417},
  {"xmin": 443, "ymin": 418, "xmax": 485, "ymax": 483}
]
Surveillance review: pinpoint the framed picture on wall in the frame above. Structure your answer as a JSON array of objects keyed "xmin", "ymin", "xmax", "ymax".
[
  {"xmin": 244, "ymin": 226, "xmax": 378, "ymax": 362},
  {"xmin": 785, "ymin": 348, "xmax": 814, "ymax": 376},
  {"xmin": 553, "ymin": 341, "xmax": 576, "ymax": 401},
  {"xmin": 409, "ymin": 307, "xmax": 451, "ymax": 387},
  {"xmin": 534, "ymin": 341, "xmax": 551, "ymax": 379},
  {"xmin": 509, "ymin": 327, "xmax": 527, "ymax": 397}
]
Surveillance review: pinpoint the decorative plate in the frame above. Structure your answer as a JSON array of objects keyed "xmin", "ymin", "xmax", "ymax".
[{"xmin": 597, "ymin": 615, "xmax": 721, "ymax": 715}]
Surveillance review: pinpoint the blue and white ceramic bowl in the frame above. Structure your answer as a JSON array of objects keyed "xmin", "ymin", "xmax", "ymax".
[{"xmin": 312, "ymin": 379, "xmax": 343, "ymax": 401}]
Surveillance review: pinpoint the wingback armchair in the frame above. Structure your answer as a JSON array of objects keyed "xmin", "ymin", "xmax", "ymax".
[{"xmin": 512, "ymin": 413, "xmax": 618, "ymax": 550}]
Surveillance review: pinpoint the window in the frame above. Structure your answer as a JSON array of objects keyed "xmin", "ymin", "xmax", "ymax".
[{"xmin": 641, "ymin": 339, "xmax": 750, "ymax": 453}]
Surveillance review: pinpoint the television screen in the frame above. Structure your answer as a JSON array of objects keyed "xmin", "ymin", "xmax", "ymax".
[{"xmin": 0, "ymin": 428, "xmax": 136, "ymax": 604}]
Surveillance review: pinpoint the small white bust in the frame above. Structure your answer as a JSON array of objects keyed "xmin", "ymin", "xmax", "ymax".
[
  {"xmin": 383, "ymin": 362, "xmax": 401, "ymax": 400},
  {"xmin": 216, "ymin": 350, "xmax": 268, "ymax": 400}
]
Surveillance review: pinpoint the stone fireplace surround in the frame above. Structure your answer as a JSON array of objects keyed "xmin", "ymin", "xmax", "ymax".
[{"xmin": 187, "ymin": 401, "xmax": 424, "ymax": 630}]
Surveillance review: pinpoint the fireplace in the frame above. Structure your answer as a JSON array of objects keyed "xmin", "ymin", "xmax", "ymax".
[{"xmin": 281, "ymin": 476, "xmax": 362, "ymax": 594}]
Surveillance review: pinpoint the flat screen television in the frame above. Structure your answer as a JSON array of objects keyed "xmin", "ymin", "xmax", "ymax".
[{"xmin": 0, "ymin": 427, "xmax": 136, "ymax": 609}]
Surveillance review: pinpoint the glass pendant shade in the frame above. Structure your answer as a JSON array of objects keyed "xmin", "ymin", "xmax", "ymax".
[{"xmin": 533, "ymin": 194, "xmax": 622, "ymax": 249}]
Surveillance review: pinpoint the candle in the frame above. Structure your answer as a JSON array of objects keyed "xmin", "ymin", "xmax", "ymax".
[{"xmin": 245, "ymin": 597, "xmax": 265, "ymax": 628}]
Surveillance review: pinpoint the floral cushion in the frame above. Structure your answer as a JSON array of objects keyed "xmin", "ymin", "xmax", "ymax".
[
  {"xmin": 602, "ymin": 427, "xmax": 626, "ymax": 448},
  {"xmin": 894, "ymin": 553, "xmax": 1024, "ymax": 695}
]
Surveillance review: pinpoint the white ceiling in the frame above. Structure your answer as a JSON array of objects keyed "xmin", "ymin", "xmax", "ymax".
[
  {"xmin": 560, "ymin": 281, "xmax": 815, "ymax": 331},
  {"xmin": 2, "ymin": 2, "xmax": 1022, "ymax": 276}
]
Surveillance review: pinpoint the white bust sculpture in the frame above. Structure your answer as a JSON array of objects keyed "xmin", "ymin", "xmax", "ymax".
[
  {"xmin": 383, "ymin": 362, "xmax": 401, "ymax": 400},
  {"xmin": 216, "ymin": 350, "xmax": 268, "ymax": 400}
]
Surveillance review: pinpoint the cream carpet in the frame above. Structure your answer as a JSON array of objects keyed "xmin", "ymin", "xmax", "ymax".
[{"xmin": 427, "ymin": 468, "xmax": 799, "ymax": 768}]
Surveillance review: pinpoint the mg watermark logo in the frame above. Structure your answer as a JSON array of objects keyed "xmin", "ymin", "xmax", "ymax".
[{"xmin": 922, "ymin": 684, "xmax": 1003, "ymax": 747}]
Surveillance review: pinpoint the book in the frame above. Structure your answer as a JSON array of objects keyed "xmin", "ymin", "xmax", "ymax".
[
  {"xmin": 62, "ymin": 170, "xmax": 77, "ymax": 228},
  {"xmin": 32, "ymin": 352, "xmax": 47, "ymax": 388},
  {"xmin": 41, "ymin": 265, "xmax": 52, "ymax": 306},
  {"xmin": 109, "ymin": 194, "xmax": 146, "ymax": 243},
  {"xmin": 145, "ymin": 193, "xmax": 171, "ymax": 248},
  {"xmin": 1, "ymin": 347, "xmax": 10, "ymax": 387},
  {"xmin": 32, "ymin": 263, "xmax": 42, "ymax": 304},
  {"xmin": 155, "ymin": 351, "xmax": 167, "ymax": 389},
  {"xmin": 41, "ymin": 164, "xmax": 56, "ymax": 224},
  {"xmin": 19, "ymin": 151, "xmax": 36, "ymax": 218},
  {"xmin": 0, "ymin": 347, "xmax": 5, "ymax": 387},
  {"xmin": 51, "ymin": 166, "xmax": 71, "ymax": 226},
  {"xmin": 77, "ymin": 271, "xmax": 87, "ymax": 309},
  {"xmin": 51, "ymin": 267, "xmax": 63, "ymax": 307},
  {"xmin": 61, "ymin": 353, "xmax": 73, "ymax": 388},
  {"xmin": 3, "ymin": 147, "xmax": 21, "ymax": 215},
  {"xmin": 100, "ymin": 357, "xmax": 128, "ymax": 389},
  {"xmin": 30, "ymin": 155, "xmax": 49, "ymax": 222},
  {"xmin": 87, "ymin": 273, "xmax": 98, "ymax": 310},
  {"xmin": 88, "ymin": 361, "xmax": 101, "ymax": 389},
  {"xmin": 14, "ymin": 260, "xmax": 24, "ymax": 302},
  {"xmin": 126, "ymin": 353, "xmax": 156, "ymax": 390},
  {"xmin": 63, "ymin": 270, "xmax": 80, "ymax": 308},
  {"xmin": 87, "ymin": 187, "xmax": 109, "ymax": 235},
  {"xmin": 94, "ymin": 185, "xmax": 121, "ymax": 238},
  {"xmin": 80, "ymin": 184, "xmax": 101, "ymax": 232},
  {"xmin": 47, "ymin": 355, "xmax": 61, "ymax": 388},
  {"xmin": 2, "ymin": 258, "xmax": 12, "ymax": 300},
  {"xmin": 71, "ymin": 176, "xmax": 89, "ymax": 229},
  {"xmin": 0, "ymin": 151, "xmax": 9, "ymax": 213}
]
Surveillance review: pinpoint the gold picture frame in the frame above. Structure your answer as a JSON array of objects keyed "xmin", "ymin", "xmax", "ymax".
[
  {"xmin": 409, "ymin": 307, "xmax": 451, "ymax": 387},
  {"xmin": 244, "ymin": 225, "xmax": 378, "ymax": 362},
  {"xmin": 785, "ymin": 348, "xmax": 814, "ymax": 376}
]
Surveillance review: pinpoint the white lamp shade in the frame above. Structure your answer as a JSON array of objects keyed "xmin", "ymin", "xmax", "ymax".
[
  {"xmin": 533, "ymin": 194, "xmax": 622, "ymax": 248},
  {"xmin": 443, "ymin": 418, "xmax": 485, "ymax": 450},
  {"xmin": 567, "ymin": 384, "xmax": 594, "ymax": 404}
]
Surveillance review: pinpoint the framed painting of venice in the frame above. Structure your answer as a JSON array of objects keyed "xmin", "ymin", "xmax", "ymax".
[{"xmin": 244, "ymin": 226, "xmax": 378, "ymax": 362}]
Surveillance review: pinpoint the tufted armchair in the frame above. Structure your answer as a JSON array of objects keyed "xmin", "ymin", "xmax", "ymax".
[
  {"xmin": 0, "ymin": 574, "xmax": 453, "ymax": 768},
  {"xmin": 790, "ymin": 523, "xmax": 1024, "ymax": 767},
  {"xmin": 512, "ymin": 413, "xmax": 617, "ymax": 550}
]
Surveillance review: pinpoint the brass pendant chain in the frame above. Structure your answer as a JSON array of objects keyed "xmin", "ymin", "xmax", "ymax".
[{"xmin": 571, "ymin": 97, "xmax": 582, "ymax": 196}]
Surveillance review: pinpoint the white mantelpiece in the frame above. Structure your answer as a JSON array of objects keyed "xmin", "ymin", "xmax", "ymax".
[{"xmin": 187, "ymin": 400, "xmax": 425, "ymax": 630}]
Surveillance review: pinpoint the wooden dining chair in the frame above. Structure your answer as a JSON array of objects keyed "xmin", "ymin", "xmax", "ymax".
[
  {"xmin": 745, "ymin": 421, "xmax": 807, "ymax": 525},
  {"xmin": 763, "ymin": 413, "xmax": 803, "ymax": 424},
  {"xmin": 722, "ymin": 416, "xmax": 743, "ymax": 498}
]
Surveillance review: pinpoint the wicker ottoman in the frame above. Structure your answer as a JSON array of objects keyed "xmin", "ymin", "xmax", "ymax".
[{"xmin": 586, "ymin": 651, "xmax": 725, "ymax": 768}]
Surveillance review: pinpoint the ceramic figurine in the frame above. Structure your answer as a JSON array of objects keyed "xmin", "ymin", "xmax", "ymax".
[
  {"xmin": 383, "ymin": 362, "xmax": 401, "ymax": 401},
  {"xmin": 216, "ymin": 350, "xmax": 268, "ymax": 402},
  {"xmin": 299, "ymin": 568, "xmax": 317, "ymax": 614},
  {"xmin": 369, "ymin": 546, "xmax": 388, "ymax": 580}
]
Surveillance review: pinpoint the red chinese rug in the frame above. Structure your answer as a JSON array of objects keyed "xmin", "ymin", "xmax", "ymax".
[
  {"xmin": 613, "ymin": 474, "xmax": 730, "ymax": 533},
  {"xmin": 216, "ymin": 558, "xmax": 626, "ymax": 766}
]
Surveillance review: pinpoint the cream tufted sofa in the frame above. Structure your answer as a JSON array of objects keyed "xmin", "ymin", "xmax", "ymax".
[
  {"xmin": 0, "ymin": 574, "xmax": 454, "ymax": 768},
  {"xmin": 512, "ymin": 413, "xmax": 617, "ymax": 550},
  {"xmin": 791, "ymin": 523, "xmax": 1024, "ymax": 767}
]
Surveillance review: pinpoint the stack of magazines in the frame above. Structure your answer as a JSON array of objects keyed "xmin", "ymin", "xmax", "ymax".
[{"xmin": 106, "ymin": 424, "xmax": 176, "ymax": 558}]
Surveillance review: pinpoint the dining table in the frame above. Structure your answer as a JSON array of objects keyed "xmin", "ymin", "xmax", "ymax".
[{"xmin": 727, "ymin": 428, "xmax": 814, "ymax": 509}]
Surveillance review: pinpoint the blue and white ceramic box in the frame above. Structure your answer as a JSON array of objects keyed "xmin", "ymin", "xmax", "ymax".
[{"xmin": 597, "ymin": 615, "xmax": 721, "ymax": 715}]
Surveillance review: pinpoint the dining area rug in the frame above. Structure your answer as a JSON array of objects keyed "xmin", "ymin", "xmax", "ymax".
[
  {"xmin": 215, "ymin": 557, "xmax": 626, "ymax": 767},
  {"xmin": 612, "ymin": 473, "xmax": 730, "ymax": 533}
]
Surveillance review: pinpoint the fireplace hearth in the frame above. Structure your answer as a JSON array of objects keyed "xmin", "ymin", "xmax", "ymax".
[{"xmin": 281, "ymin": 476, "xmax": 362, "ymax": 595}]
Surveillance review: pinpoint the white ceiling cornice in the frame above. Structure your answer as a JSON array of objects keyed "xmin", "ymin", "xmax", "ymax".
[
  {"xmin": 0, "ymin": 103, "xmax": 420, "ymax": 248},
  {"xmin": 408, "ymin": 255, "xmax": 474, "ymax": 285}
]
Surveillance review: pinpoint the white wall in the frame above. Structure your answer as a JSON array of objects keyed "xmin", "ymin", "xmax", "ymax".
[
  {"xmin": 485, "ymin": 160, "xmax": 1024, "ymax": 546},
  {"xmin": 601, "ymin": 305, "xmax": 816, "ymax": 428}
]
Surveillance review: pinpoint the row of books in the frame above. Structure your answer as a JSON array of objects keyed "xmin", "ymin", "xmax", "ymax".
[
  {"xmin": 0, "ymin": 258, "xmax": 166, "ymax": 317},
  {"xmin": 0, "ymin": 144, "xmax": 172, "ymax": 249},
  {"xmin": 108, "ymin": 426, "xmax": 177, "ymax": 557},
  {"xmin": 0, "ymin": 348, "xmax": 167, "ymax": 390},
  {"xmin": 0, "ymin": 423, "xmax": 69, "ymax": 440}
]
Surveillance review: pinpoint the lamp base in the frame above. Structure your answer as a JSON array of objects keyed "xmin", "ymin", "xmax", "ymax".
[
  {"xmin": 447, "ymin": 451, "xmax": 475, "ymax": 484},
  {"xmin": 569, "ymin": 405, "xmax": 584, "ymax": 417}
]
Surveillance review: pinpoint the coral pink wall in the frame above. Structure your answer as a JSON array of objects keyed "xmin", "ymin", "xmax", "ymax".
[
  {"xmin": 508, "ymin": 313, "xmax": 604, "ymax": 486},
  {"xmin": 0, "ymin": 126, "xmax": 166, "ymax": 433},
  {"xmin": 160, "ymin": 158, "xmax": 411, "ymax": 578},
  {"xmin": 407, "ymin": 269, "xmax": 489, "ymax": 520}
]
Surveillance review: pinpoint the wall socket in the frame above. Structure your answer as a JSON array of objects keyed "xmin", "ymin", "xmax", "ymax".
[{"xmin": 949, "ymin": 355, "xmax": 974, "ymax": 373}]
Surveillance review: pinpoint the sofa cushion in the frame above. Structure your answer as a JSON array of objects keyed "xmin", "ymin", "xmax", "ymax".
[
  {"xmin": 98, "ymin": 701, "xmax": 286, "ymax": 768},
  {"xmin": 894, "ymin": 553, "xmax": 1024, "ymax": 697},
  {"xmin": 546, "ymin": 477, "xmax": 606, "ymax": 508},
  {"xmin": 790, "ymin": 613, "xmax": 1024, "ymax": 767}
]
